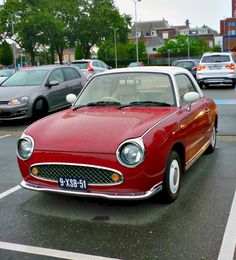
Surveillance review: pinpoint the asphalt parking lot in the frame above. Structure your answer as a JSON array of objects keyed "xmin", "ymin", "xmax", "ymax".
[{"xmin": 0, "ymin": 87, "xmax": 236, "ymax": 260}]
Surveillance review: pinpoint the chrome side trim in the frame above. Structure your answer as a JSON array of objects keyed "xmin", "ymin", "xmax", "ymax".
[
  {"xmin": 20, "ymin": 180, "xmax": 163, "ymax": 200},
  {"xmin": 185, "ymin": 139, "xmax": 211, "ymax": 171}
]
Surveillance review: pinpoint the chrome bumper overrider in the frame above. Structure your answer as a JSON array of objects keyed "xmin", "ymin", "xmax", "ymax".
[{"xmin": 20, "ymin": 180, "xmax": 163, "ymax": 200}]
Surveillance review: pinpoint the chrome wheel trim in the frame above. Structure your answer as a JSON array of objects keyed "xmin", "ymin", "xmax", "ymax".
[
  {"xmin": 169, "ymin": 159, "xmax": 180, "ymax": 194},
  {"xmin": 211, "ymin": 126, "xmax": 216, "ymax": 147}
]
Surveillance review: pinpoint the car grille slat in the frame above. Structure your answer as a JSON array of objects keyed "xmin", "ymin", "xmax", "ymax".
[{"xmin": 30, "ymin": 164, "xmax": 123, "ymax": 185}]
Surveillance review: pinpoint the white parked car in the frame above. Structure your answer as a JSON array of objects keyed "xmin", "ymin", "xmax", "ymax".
[
  {"xmin": 71, "ymin": 59, "xmax": 111, "ymax": 79},
  {"xmin": 196, "ymin": 52, "xmax": 236, "ymax": 88}
]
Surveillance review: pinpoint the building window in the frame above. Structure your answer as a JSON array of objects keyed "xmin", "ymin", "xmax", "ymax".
[
  {"xmin": 151, "ymin": 30, "xmax": 157, "ymax": 36},
  {"xmin": 152, "ymin": 48, "xmax": 157, "ymax": 51},
  {"xmin": 162, "ymin": 31, "xmax": 169, "ymax": 39}
]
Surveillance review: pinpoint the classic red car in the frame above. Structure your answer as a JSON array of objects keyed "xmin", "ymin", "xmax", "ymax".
[{"xmin": 17, "ymin": 67, "xmax": 218, "ymax": 203}]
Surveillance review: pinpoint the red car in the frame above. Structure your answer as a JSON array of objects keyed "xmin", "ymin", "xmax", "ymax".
[{"xmin": 17, "ymin": 67, "xmax": 218, "ymax": 203}]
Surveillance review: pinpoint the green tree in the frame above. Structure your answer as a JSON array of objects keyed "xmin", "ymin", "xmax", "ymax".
[
  {"xmin": 0, "ymin": 41, "xmax": 13, "ymax": 66},
  {"xmin": 74, "ymin": 43, "xmax": 85, "ymax": 60},
  {"xmin": 157, "ymin": 35, "xmax": 209, "ymax": 57}
]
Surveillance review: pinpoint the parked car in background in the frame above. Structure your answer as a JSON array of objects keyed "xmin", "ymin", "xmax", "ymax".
[
  {"xmin": 173, "ymin": 59, "xmax": 199, "ymax": 78},
  {"xmin": 196, "ymin": 52, "xmax": 236, "ymax": 88},
  {"xmin": 0, "ymin": 65, "xmax": 86, "ymax": 120},
  {"xmin": 0, "ymin": 69, "xmax": 15, "ymax": 83},
  {"xmin": 128, "ymin": 61, "xmax": 145, "ymax": 67},
  {"xmin": 17, "ymin": 66, "xmax": 217, "ymax": 203},
  {"xmin": 71, "ymin": 59, "xmax": 111, "ymax": 79}
]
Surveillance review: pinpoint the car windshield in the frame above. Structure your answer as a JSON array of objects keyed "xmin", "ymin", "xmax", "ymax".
[
  {"xmin": 2, "ymin": 70, "xmax": 48, "ymax": 86},
  {"xmin": 74, "ymin": 72, "xmax": 176, "ymax": 108},
  {"xmin": 0, "ymin": 70, "xmax": 14, "ymax": 77},
  {"xmin": 201, "ymin": 55, "xmax": 231, "ymax": 63}
]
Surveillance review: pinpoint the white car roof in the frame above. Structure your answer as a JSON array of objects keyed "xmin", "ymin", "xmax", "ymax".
[{"xmin": 101, "ymin": 66, "xmax": 189, "ymax": 76}]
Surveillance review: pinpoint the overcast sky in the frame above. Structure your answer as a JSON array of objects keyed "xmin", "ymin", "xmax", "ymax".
[
  {"xmin": 0, "ymin": 0, "xmax": 231, "ymax": 32},
  {"xmin": 114, "ymin": 0, "xmax": 231, "ymax": 32}
]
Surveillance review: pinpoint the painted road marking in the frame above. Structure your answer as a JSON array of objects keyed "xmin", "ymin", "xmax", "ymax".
[
  {"xmin": 218, "ymin": 187, "xmax": 236, "ymax": 260},
  {"xmin": 0, "ymin": 135, "xmax": 11, "ymax": 139},
  {"xmin": 0, "ymin": 185, "xmax": 21, "ymax": 200},
  {"xmin": 0, "ymin": 241, "xmax": 121, "ymax": 260},
  {"xmin": 214, "ymin": 99, "xmax": 236, "ymax": 105}
]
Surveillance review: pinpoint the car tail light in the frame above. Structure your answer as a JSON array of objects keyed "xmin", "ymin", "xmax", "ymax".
[
  {"xmin": 192, "ymin": 66, "xmax": 197, "ymax": 71},
  {"xmin": 87, "ymin": 62, "xmax": 94, "ymax": 72},
  {"xmin": 225, "ymin": 63, "xmax": 235, "ymax": 70},
  {"xmin": 197, "ymin": 65, "xmax": 206, "ymax": 71}
]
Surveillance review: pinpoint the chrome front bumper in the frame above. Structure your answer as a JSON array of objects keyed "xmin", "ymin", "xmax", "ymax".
[{"xmin": 20, "ymin": 180, "xmax": 163, "ymax": 200}]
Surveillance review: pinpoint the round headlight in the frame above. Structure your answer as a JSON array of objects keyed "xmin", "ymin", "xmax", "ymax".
[
  {"xmin": 17, "ymin": 136, "xmax": 34, "ymax": 160},
  {"xmin": 117, "ymin": 140, "xmax": 145, "ymax": 167}
]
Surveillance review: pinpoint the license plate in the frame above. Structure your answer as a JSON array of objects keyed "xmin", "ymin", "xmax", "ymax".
[
  {"xmin": 58, "ymin": 177, "xmax": 88, "ymax": 191},
  {"xmin": 209, "ymin": 66, "xmax": 221, "ymax": 70}
]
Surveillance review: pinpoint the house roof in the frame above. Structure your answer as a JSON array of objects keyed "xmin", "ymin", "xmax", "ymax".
[{"xmin": 129, "ymin": 19, "xmax": 169, "ymax": 37}]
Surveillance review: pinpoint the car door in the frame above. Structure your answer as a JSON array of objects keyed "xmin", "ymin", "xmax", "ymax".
[
  {"xmin": 46, "ymin": 68, "xmax": 70, "ymax": 111},
  {"xmin": 62, "ymin": 67, "xmax": 84, "ymax": 96},
  {"xmin": 175, "ymin": 74, "xmax": 211, "ymax": 162}
]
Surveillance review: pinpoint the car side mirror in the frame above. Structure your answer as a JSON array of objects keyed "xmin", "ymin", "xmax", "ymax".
[
  {"xmin": 66, "ymin": 94, "xmax": 77, "ymax": 104},
  {"xmin": 183, "ymin": 92, "xmax": 200, "ymax": 111}
]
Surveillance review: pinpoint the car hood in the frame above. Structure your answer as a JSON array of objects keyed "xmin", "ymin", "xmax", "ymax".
[
  {"xmin": 25, "ymin": 107, "xmax": 177, "ymax": 153},
  {"xmin": 0, "ymin": 86, "xmax": 38, "ymax": 100}
]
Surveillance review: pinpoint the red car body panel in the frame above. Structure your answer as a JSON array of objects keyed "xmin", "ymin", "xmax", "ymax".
[{"xmin": 17, "ymin": 67, "xmax": 218, "ymax": 200}]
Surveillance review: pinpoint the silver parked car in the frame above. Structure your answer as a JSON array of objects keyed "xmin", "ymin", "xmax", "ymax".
[
  {"xmin": 0, "ymin": 65, "xmax": 87, "ymax": 120},
  {"xmin": 196, "ymin": 52, "xmax": 236, "ymax": 88},
  {"xmin": 71, "ymin": 59, "xmax": 111, "ymax": 79}
]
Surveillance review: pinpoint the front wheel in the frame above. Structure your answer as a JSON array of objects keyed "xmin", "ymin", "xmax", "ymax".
[
  {"xmin": 205, "ymin": 125, "xmax": 217, "ymax": 154},
  {"xmin": 161, "ymin": 150, "xmax": 181, "ymax": 203}
]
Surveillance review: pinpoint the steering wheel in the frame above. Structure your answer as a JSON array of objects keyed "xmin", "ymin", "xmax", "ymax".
[{"xmin": 99, "ymin": 96, "xmax": 120, "ymax": 102}]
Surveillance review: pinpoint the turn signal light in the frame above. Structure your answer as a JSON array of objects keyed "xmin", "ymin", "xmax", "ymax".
[
  {"xmin": 111, "ymin": 173, "xmax": 121, "ymax": 182},
  {"xmin": 31, "ymin": 167, "xmax": 39, "ymax": 175},
  {"xmin": 197, "ymin": 65, "xmax": 206, "ymax": 71},
  {"xmin": 225, "ymin": 63, "xmax": 235, "ymax": 70}
]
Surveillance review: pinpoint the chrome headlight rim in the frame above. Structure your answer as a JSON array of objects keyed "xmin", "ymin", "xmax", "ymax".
[
  {"xmin": 16, "ymin": 134, "xmax": 34, "ymax": 161},
  {"xmin": 116, "ymin": 138, "xmax": 145, "ymax": 168}
]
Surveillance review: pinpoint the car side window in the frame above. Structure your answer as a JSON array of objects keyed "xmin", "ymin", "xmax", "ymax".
[
  {"xmin": 175, "ymin": 74, "xmax": 197, "ymax": 105},
  {"xmin": 48, "ymin": 69, "xmax": 64, "ymax": 83},
  {"xmin": 63, "ymin": 67, "xmax": 81, "ymax": 81}
]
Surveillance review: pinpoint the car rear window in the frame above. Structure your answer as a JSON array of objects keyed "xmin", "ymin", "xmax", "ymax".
[
  {"xmin": 201, "ymin": 55, "xmax": 231, "ymax": 63},
  {"xmin": 71, "ymin": 62, "xmax": 88, "ymax": 69}
]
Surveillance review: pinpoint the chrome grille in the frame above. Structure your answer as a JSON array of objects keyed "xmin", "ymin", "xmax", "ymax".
[{"xmin": 30, "ymin": 164, "xmax": 123, "ymax": 185}]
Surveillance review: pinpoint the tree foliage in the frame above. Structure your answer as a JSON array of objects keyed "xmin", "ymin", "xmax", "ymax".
[
  {"xmin": 0, "ymin": 0, "xmax": 131, "ymax": 65},
  {"xmin": 0, "ymin": 41, "xmax": 13, "ymax": 66},
  {"xmin": 157, "ymin": 35, "xmax": 209, "ymax": 57}
]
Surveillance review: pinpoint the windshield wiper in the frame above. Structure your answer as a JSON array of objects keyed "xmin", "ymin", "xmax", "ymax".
[
  {"xmin": 74, "ymin": 101, "xmax": 122, "ymax": 110},
  {"xmin": 118, "ymin": 101, "xmax": 171, "ymax": 109}
]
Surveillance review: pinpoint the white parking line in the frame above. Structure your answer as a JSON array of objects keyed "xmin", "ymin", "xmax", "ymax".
[
  {"xmin": 0, "ymin": 185, "xmax": 21, "ymax": 200},
  {"xmin": 0, "ymin": 135, "xmax": 11, "ymax": 139},
  {"xmin": 0, "ymin": 241, "xmax": 121, "ymax": 260},
  {"xmin": 218, "ymin": 187, "xmax": 236, "ymax": 260}
]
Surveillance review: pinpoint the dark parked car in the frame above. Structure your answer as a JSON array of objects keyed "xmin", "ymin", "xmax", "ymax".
[
  {"xmin": 0, "ymin": 65, "xmax": 87, "ymax": 120},
  {"xmin": 174, "ymin": 59, "xmax": 199, "ymax": 78}
]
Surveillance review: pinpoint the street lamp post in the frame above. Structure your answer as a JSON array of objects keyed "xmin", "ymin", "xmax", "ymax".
[
  {"xmin": 1, "ymin": 9, "xmax": 17, "ymax": 68},
  {"xmin": 133, "ymin": 0, "xmax": 141, "ymax": 63},
  {"xmin": 187, "ymin": 29, "xmax": 190, "ymax": 59},
  {"xmin": 11, "ymin": 15, "xmax": 17, "ymax": 69},
  {"xmin": 114, "ymin": 28, "xmax": 119, "ymax": 68}
]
